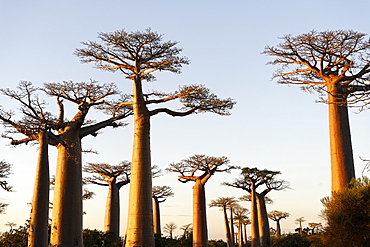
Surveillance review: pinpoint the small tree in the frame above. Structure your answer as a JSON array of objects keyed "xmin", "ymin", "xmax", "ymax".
[
  {"xmin": 163, "ymin": 222, "xmax": 177, "ymax": 239},
  {"xmin": 76, "ymin": 29, "xmax": 236, "ymax": 247},
  {"xmin": 264, "ymin": 30, "xmax": 370, "ymax": 192},
  {"xmin": 321, "ymin": 177, "xmax": 370, "ymax": 246},
  {"xmin": 295, "ymin": 217, "xmax": 306, "ymax": 236},
  {"xmin": 209, "ymin": 197, "xmax": 238, "ymax": 247},
  {"xmin": 84, "ymin": 161, "xmax": 131, "ymax": 241},
  {"xmin": 268, "ymin": 210, "xmax": 290, "ymax": 237},
  {"xmin": 152, "ymin": 185, "xmax": 174, "ymax": 236},
  {"xmin": 233, "ymin": 205, "xmax": 249, "ymax": 247},
  {"xmin": 167, "ymin": 154, "xmax": 238, "ymax": 247}
]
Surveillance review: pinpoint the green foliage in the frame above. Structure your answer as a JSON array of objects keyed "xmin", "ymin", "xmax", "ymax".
[
  {"xmin": 83, "ymin": 229, "xmax": 122, "ymax": 247},
  {"xmin": 321, "ymin": 177, "xmax": 370, "ymax": 246},
  {"xmin": 0, "ymin": 225, "xmax": 28, "ymax": 247},
  {"xmin": 208, "ymin": 239, "xmax": 227, "ymax": 247},
  {"xmin": 272, "ymin": 234, "xmax": 311, "ymax": 247}
]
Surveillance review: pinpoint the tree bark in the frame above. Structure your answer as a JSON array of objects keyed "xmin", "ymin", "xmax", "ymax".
[
  {"xmin": 104, "ymin": 179, "xmax": 120, "ymax": 241},
  {"xmin": 28, "ymin": 130, "xmax": 50, "ymax": 247},
  {"xmin": 126, "ymin": 77, "xmax": 154, "ymax": 247},
  {"xmin": 230, "ymin": 207, "xmax": 235, "ymax": 246},
  {"xmin": 50, "ymin": 135, "xmax": 83, "ymax": 247},
  {"xmin": 222, "ymin": 205, "xmax": 232, "ymax": 247},
  {"xmin": 193, "ymin": 179, "xmax": 208, "ymax": 247},
  {"xmin": 243, "ymin": 224, "xmax": 247, "ymax": 247},
  {"xmin": 276, "ymin": 221, "xmax": 281, "ymax": 237},
  {"xmin": 237, "ymin": 221, "xmax": 243, "ymax": 247},
  {"xmin": 327, "ymin": 83, "xmax": 355, "ymax": 192},
  {"xmin": 256, "ymin": 193, "xmax": 270, "ymax": 247},
  {"xmin": 153, "ymin": 198, "xmax": 161, "ymax": 236},
  {"xmin": 250, "ymin": 184, "xmax": 260, "ymax": 247}
]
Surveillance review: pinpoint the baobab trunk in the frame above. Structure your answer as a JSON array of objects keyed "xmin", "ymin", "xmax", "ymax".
[
  {"xmin": 28, "ymin": 131, "xmax": 50, "ymax": 247},
  {"xmin": 237, "ymin": 221, "xmax": 243, "ymax": 247},
  {"xmin": 230, "ymin": 207, "xmax": 235, "ymax": 246},
  {"xmin": 250, "ymin": 185, "xmax": 260, "ymax": 247},
  {"xmin": 256, "ymin": 193, "xmax": 270, "ymax": 247},
  {"xmin": 243, "ymin": 224, "xmax": 247, "ymax": 247},
  {"xmin": 276, "ymin": 221, "xmax": 281, "ymax": 237},
  {"xmin": 193, "ymin": 179, "xmax": 208, "ymax": 247},
  {"xmin": 50, "ymin": 136, "xmax": 83, "ymax": 247},
  {"xmin": 104, "ymin": 179, "xmax": 120, "ymax": 241},
  {"xmin": 153, "ymin": 198, "xmax": 161, "ymax": 236},
  {"xmin": 126, "ymin": 78, "xmax": 154, "ymax": 247},
  {"xmin": 327, "ymin": 83, "xmax": 355, "ymax": 192},
  {"xmin": 222, "ymin": 205, "xmax": 232, "ymax": 247}
]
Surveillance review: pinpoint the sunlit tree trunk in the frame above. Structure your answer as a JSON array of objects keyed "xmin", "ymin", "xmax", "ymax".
[
  {"xmin": 237, "ymin": 221, "xmax": 243, "ymax": 247},
  {"xmin": 126, "ymin": 77, "xmax": 154, "ymax": 247},
  {"xmin": 251, "ymin": 184, "xmax": 260, "ymax": 247},
  {"xmin": 230, "ymin": 207, "xmax": 235, "ymax": 246},
  {"xmin": 256, "ymin": 193, "xmax": 270, "ymax": 247},
  {"xmin": 276, "ymin": 220, "xmax": 281, "ymax": 237},
  {"xmin": 153, "ymin": 198, "xmax": 161, "ymax": 236},
  {"xmin": 28, "ymin": 130, "xmax": 50, "ymax": 247},
  {"xmin": 50, "ymin": 135, "xmax": 83, "ymax": 247},
  {"xmin": 222, "ymin": 205, "xmax": 232, "ymax": 247},
  {"xmin": 243, "ymin": 224, "xmax": 247, "ymax": 247},
  {"xmin": 104, "ymin": 178, "xmax": 120, "ymax": 241},
  {"xmin": 327, "ymin": 82, "xmax": 355, "ymax": 192},
  {"xmin": 193, "ymin": 179, "xmax": 208, "ymax": 247}
]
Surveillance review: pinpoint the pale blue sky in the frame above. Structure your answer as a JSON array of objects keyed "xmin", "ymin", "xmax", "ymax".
[{"xmin": 0, "ymin": 0, "xmax": 370, "ymax": 239}]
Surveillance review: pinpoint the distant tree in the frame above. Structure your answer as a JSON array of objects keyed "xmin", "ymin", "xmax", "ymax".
[
  {"xmin": 224, "ymin": 168, "xmax": 289, "ymax": 247},
  {"xmin": 163, "ymin": 222, "xmax": 177, "ymax": 239},
  {"xmin": 84, "ymin": 161, "xmax": 131, "ymax": 241},
  {"xmin": 152, "ymin": 185, "xmax": 174, "ymax": 236},
  {"xmin": 268, "ymin": 210, "xmax": 290, "ymax": 237},
  {"xmin": 180, "ymin": 223, "xmax": 192, "ymax": 239},
  {"xmin": 308, "ymin": 223, "xmax": 322, "ymax": 235},
  {"xmin": 233, "ymin": 205, "xmax": 249, "ymax": 247},
  {"xmin": 168, "ymin": 154, "xmax": 238, "ymax": 247},
  {"xmin": 76, "ymin": 28, "xmax": 236, "ymax": 247},
  {"xmin": 264, "ymin": 30, "xmax": 370, "ymax": 192},
  {"xmin": 295, "ymin": 217, "xmax": 306, "ymax": 236},
  {"xmin": 321, "ymin": 177, "xmax": 370, "ymax": 246},
  {"xmin": 209, "ymin": 197, "xmax": 237, "ymax": 247},
  {"xmin": 0, "ymin": 160, "xmax": 12, "ymax": 215}
]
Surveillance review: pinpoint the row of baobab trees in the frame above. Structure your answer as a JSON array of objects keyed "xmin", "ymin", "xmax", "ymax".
[{"xmin": 0, "ymin": 28, "xmax": 370, "ymax": 247}]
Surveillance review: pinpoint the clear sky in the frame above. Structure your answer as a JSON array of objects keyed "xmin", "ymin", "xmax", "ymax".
[{"xmin": 0, "ymin": 0, "xmax": 370, "ymax": 240}]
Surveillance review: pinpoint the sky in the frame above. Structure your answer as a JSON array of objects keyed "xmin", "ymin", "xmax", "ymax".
[{"xmin": 0, "ymin": 0, "xmax": 370, "ymax": 240}]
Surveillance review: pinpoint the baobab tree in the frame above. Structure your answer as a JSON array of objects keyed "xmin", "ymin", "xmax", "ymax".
[
  {"xmin": 75, "ymin": 28, "xmax": 235, "ymax": 247},
  {"xmin": 83, "ymin": 161, "xmax": 131, "ymax": 241},
  {"xmin": 152, "ymin": 185, "xmax": 174, "ymax": 236},
  {"xmin": 224, "ymin": 167, "xmax": 289, "ymax": 247},
  {"xmin": 295, "ymin": 217, "xmax": 306, "ymax": 236},
  {"xmin": 180, "ymin": 223, "xmax": 192, "ymax": 239},
  {"xmin": 263, "ymin": 30, "xmax": 370, "ymax": 192},
  {"xmin": 209, "ymin": 197, "xmax": 238, "ymax": 247},
  {"xmin": 233, "ymin": 205, "xmax": 249, "ymax": 247},
  {"xmin": 163, "ymin": 222, "xmax": 177, "ymax": 239},
  {"xmin": 268, "ymin": 210, "xmax": 290, "ymax": 237},
  {"xmin": 167, "ymin": 154, "xmax": 238, "ymax": 247}
]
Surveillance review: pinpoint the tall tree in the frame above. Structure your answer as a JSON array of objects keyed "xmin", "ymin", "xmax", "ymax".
[
  {"xmin": 163, "ymin": 222, "xmax": 177, "ymax": 239},
  {"xmin": 152, "ymin": 185, "xmax": 174, "ymax": 236},
  {"xmin": 224, "ymin": 167, "xmax": 289, "ymax": 247},
  {"xmin": 233, "ymin": 205, "xmax": 249, "ymax": 247},
  {"xmin": 75, "ymin": 28, "xmax": 235, "ymax": 247},
  {"xmin": 167, "ymin": 154, "xmax": 237, "ymax": 247},
  {"xmin": 263, "ymin": 30, "xmax": 370, "ymax": 192},
  {"xmin": 209, "ymin": 197, "xmax": 237, "ymax": 247},
  {"xmin": 268, "ymin": 210, "xmax": 289, "ymax": 237},
  {"xmin": 83, "ymin": 161, "xmax": 131, "ymax": 241}
]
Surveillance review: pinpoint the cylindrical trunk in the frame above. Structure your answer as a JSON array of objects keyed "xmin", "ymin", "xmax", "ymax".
[
  {"xmin": 243, "ymin": 223, "xmax": 247, "ymax": 247},
  {"xmin": 237, "ymin": 221, "xmax": 243, "ymax": 247},
  {"xmin": 104, "ymin": 180, "xmax": 120, "ymax": 241},
  {"xmin": 230, "ymin": 207, "xmax": 235, "ymax": 246},
  {"xmin": 276, "ymin": 221, "xmax": 281, "ymax": 237},
  {"xmin": 250, "ymin": 185, "xmax": 260, "ymax": 247},
  {"xmin": 153, "ymin": 198, "xmax": 161, "ymax": 235},
  {"xmin": 28, "ymin": 131, "xmax": 50, "ymax": 247},
  {"xmin": 193, "ymin": 179, "xmax": 208, "ymax": 247},
  {"xmin": 256, "ymin": 194, "xmax": 270, "ymax": 247},
  {"xmin": 327, "ymin": 84, "xmax": 355, "ymax": 192},
  {"xmin": 126, "ymin": 78, "xmax": 154, "ymax": 247},
  {"xmin": 223, "ymin": 206, "xmax": 232, "ymax": 247},
  {"xmin": 50, "ymin": 136, "xmax": 83, "ymax": 247}
]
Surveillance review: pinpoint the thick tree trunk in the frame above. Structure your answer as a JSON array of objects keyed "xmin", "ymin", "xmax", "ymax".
[
  {"xmin": 256, "ymin": 193, "xmax": 270, "ymax": 247},
  {"xmin": 104, "ymin": 180, "xmax": 120, "ymax": 241},
  {"xmin": 243, "ymin": 224, "xmax": 247, "ymax": 247},
  {"xmin": 126, "ymin": 78, "xmax": 154, "ymax": 247},
  {"xmin": 50, "ymin": 136, "xmax": 83, "ymax": 247},
  {"xmin": 28, "ymin": 131, "xmax": 50, "ymax": 247},
  {"xmin": 153, "ymin": 198, "xmax": 161, "ymax": 236},
  {"xmin": 276, "ymin": 221, "xmax": 281, "ymax": 237},
  {"xmin": 222, "ymin": 206, "xmax": 232, "ymax": 247},
  {"xmin": 193, "ymin": 179, "xmax": 208, "ymax": 247},
  {"xmin": 327, "ymin": 84, "xmax": 355, "ymax": 192},
  {"xmin": 230, "ymin": 207, "xmax": 235, "ymax": 246},
  {"xmin": 237, "ymin": 221, "xmax": 243, "ymax": 247},
  {"xmin": 250, "ymin": 185, "xmax": 260, "ymax": 247}
]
